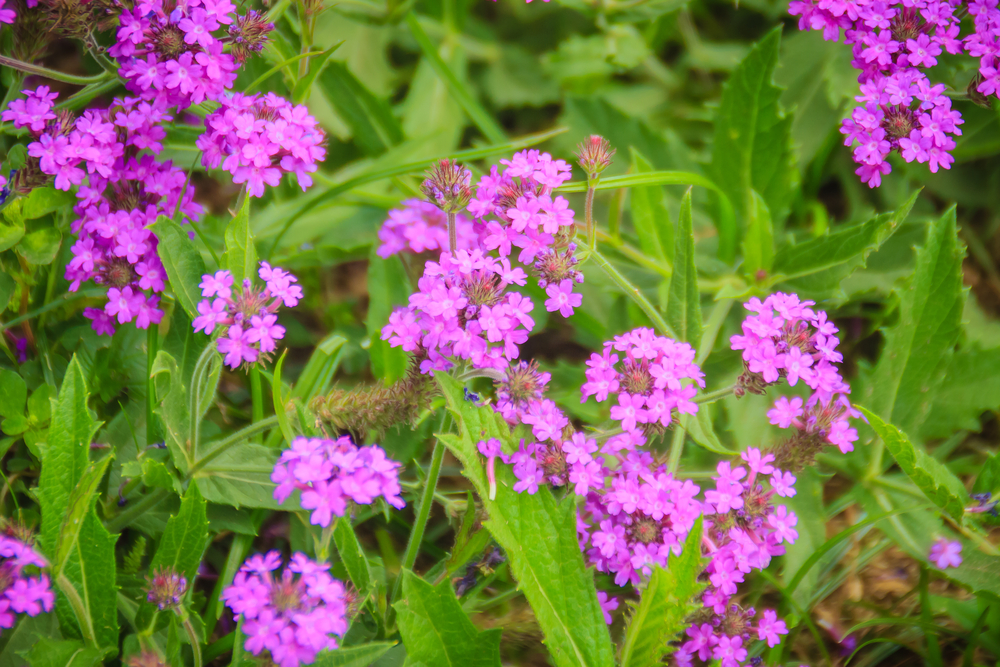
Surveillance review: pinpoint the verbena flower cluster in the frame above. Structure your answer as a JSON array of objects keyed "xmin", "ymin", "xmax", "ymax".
[
  {"xmin": 221, "ymin": 552, "xmax": 348, "ymax": 667},
  {"xmin": 582, "ymin": 328, "xmax": 705, "ymax": 435},
  {"xmin": 2, "ymin": 86, "xmax": 201, "ymax": 335},
  {"xmin": 788, "ymin": 0, "xmax": 970, "ymax": 186},
  {"xmin": 271, "ymin": 435, "xmax": 405, "ymax": 527},
  {"xmin": 381, "ymin": 249, "xmax": 536, "ymax": 373},
  {"xmin": 193, "ymin": 261, "xmax": 301, "ymax": 369},
  {"xmin": 377, "ymin": 199, "xmax": 477, "ymax": 258},
  {"xmin": 0, "ymin": 533, "xmax": 54, "ymax": 631},
  {"xmin": 145, "ymin": 566, "xmax": 187, "ymax": 611},
  {"xmin": 197, "ymin": 93, "xmax": 326, "ymax": 197},
  {"xmin": 0, "ymin": 0, "xmax": 15, "ymax": 25}
]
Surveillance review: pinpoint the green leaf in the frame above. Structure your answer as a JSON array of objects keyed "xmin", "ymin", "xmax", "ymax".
[
  {"xmin": 224, "ymin": 197, "xmax": 257, "ymax": 288},
  {"xmin": 667, "ymin": 189, "xmax": 702, "ymax": 345},
  {"xmin": 920, "ymin": 346, "xmax": 1000, "ymax": 439},
  {"xmin": 54, "ymin": 456, "xmax": 113, "ymax": 571},
  {"xmin": 394, "ymin": 571, "xmax": 502, "ymax": 667},
  {"xmin": 366, "ymin": 248, "xmax": 411, "ymax": 384},
  {"xmin": 710, "ymin": 27, "xmax": 796, "ymax": 262},
  {"xmin": 0, "ymin": 217, "xmax": 24, "ymax": 253},
  {"xmin": 0, "ymin": 368, "xmax": 26, "ymax": 419},
  {"xmin": 973, "ymin": 453, "xmax": 1000, "ymax": 497},
  {"xmin": 868, "ymin": 206, "xmax": 966, "ymax": 437},
  {"xmin": 333, "ymin": 516, "xmax": 372, "ymax": 596},
  {"xmin": 151, "ymin": 351, "xmax": 192, "ymax": 473},
  {"xmin": 319, "ymin": 61, "xmax": 404, "ymax": 156},
  {"xmin": 292, "ymin": 42, "xmax": 342, "ymax": 104},
  {"xmin": 859, "ymin": 407, "xmax": 968, "ymax": 520},
  {"xmin": 628, "ymin": 148, "xmax": 672, "ymax": 265},
  {"xmin": 150, "ymin": 484, "xmax": 208, "ymax": 586},
  {"xmin": 313, "ymin": 642, "xmax": 398, "ymax": 667},
  {"xmin": 150, "ymin": 216, "xmax": 209, "ymax": 321},
  {"xmin": 18, "ymin": 187, "xmax": 77, "ymax": 220},
  {"xmin": 271, "ymin": 350, "xmax": 296, "ymax": 445},
  {"xmin": 436, "ymin": 374, "xmax": 615, "ymax": 667},
  {"xmin": 945, "ymin": 548, "xmax": 1000, "ymax": 598},
  {"xmin": 772, "ymin": 192, "xmax": 917, "ymax": 288},
  {"xmin": 193, "ymin": 443, "xmax": 281, "ymax": 509},
  {"xmin": 742, "ymin": 191, "xmax": 774, "ymax": 280},
  {"xmin": 0, "ymin": 272, "xmax": 15, "ymax": 311},
  {"xmin": 22, "ymin": 638, "xmax": 104, "ymax": 667},
  {"xmin": 619, "ymin": 517, "xmax": 707, "ymax": 667},
  {"xmin": 38, "ymin": 355, "xmax": 102, "ymax": 556},
  {"xmin": 682, "ymin": 407, "xmax": 732, "ymax": 455},
  {"xmin": 55, "ymin": 510, "xmax": 119, "ymax": 652},
  {"xmin": 16, "ymin": 227, "xmax": 62, "ymax": 265}
]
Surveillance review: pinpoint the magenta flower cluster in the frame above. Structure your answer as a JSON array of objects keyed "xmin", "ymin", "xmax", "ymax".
[
  {"xmin": 197, "ymin": 92, "xmax": 326, "ymax": 197},
  {"xmin": 271, "ymin": 435, "xmax": 405, "ymax": 527},
  {"xmin": 788, "ymin": 0, "xmax": 968, "ymax": 186},
  {"xmin": 377, "ymin": 199, "xmax": 477, "ymax": 258},
  {"xmin": 0, "ymin": 534, "xmax": 54, "ymax": 632},
  {"xmin": 382, "ymin": 249, "xmax": 536, "ymax": 374},
  {"xmin": 193, "ymin": 261, "xmax": 301, "ymax": 369},
  {"xmin": 2, "ymin": 86, "xmax": 202, "ymax": 335},
  {"xmin": 0, "ymin": 0, "xmax": 16, "ymax": 25},
  {"xmin": 731, "ymin": 293, "xmax": 860, "ymax": 454},
  {"xmin": 582, "ymin": 327, "xmax": 705, "ymax": 434},
  {"xmin": 221, "ymin": 552, "xmax": 348, "ymax": 667}
]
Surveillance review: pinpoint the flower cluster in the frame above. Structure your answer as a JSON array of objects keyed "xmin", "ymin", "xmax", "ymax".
[
  {"xmin": 0, "ymin": 0, "xmax": 15, "ymax": 25},
  {"xmin": 583, "ymin": 328, "xmax": 705, "ymax": 435},
  {"xmin": 197, "ymin": 92, "xmax": 326, "ymax": 197},
  {"xmin": 377, "ymin": 199, "xmax": 478, "ymax": 258},
  {"xmin": 0, "ymin": 533, "xmax": 54, "ymax": 631},
  {"xmin": 110, "ymin": 0, "xmax": 268, "ymax": 110},
  {"xmin": 145, "ymin": 566, "xmax": 187, "ymax": 611},
  {"xmin": 788, "ymin": 0, "xmax": 966, "ymax": 186},
  {"xmin": 466, "ymin": 150, "xmax": 584, "ymax": 318},
  {"xmin": 2, "ymin": 86, "xmax": 202, "ymax": 335},
  {"xmin": 271, "ymin": 435, "xmax": 405, "ymax": 527},
  {"xmin": 221, "ymin": 552, "xmax": 349, "ymax": 667},
  {"xmin": 381, "ymin": 249, "xmax": 536, "ymax": 373},
  {"xmin": 193, "ymin": 262, "xmax": 301, "ymax": 369},
  {"xmin": 929, "ymin": 537, "xmax": 962, "ymax": 569},
  {"xmin": 730, "ymin": 293, "xmax": 859, "ymax": 466}
]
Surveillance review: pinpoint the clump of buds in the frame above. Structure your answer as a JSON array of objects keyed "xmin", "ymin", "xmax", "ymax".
[
  {"xmin": 575, "ymin": 135, "xmax": 615, "ymax": 180},
  {"xmin": 228, "ymin": 10, "xmax": 275, "ymax": 64},
  {"xmin": 421, "ymin": 159, "xmax": 473, "ymax": 214},
  {"xmin": 145, "ymin": 566, "xmax": 187, "ymax": 611}
]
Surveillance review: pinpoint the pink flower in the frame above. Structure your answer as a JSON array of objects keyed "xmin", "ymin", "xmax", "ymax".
[
  {"xmin": 929, "ymin": 538, "xmax": 962, "ymax": 569},
  {"xmin": 544, "ymin": 279, "xmax": 582, "ymax": 318},
  {"xmin": 216, "ymin": 325, "xmax": 259, "ymax": 369}
]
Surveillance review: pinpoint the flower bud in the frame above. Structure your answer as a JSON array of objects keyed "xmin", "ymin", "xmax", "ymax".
[
  {"xmin": 229, "ymin": 10, "xmax": 275, "ymax": 64},
  {"xmin": 575, "ymin": 135, "xmax": 615, "ymax": 179},
  {"xmin": 146, "ymin": 566, "xmax": 187, "ymax": 611},
  {"xmin": 420, "ymin": 159, "xmax": 472, "ymax": 214}
]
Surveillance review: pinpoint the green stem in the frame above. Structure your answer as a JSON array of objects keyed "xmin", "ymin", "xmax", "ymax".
[
  {"xmin": 693, "ymin": 385, "xmax": 736, "ymax": 404},
  {"xmin": 188, "ymin": 416, "xmax": 279, "ymax": 476},
  {"xmin": 56, "ymin": 573, "xmax": 99, "ymax": 648},
  {"xmin": 589, "ymin": 247, "xmax": 677, "ymax": 339},
  {"xmin": 179, "ymin": 613, "xmax": 204, "ymax": 667},
  {"xmin": 55, "ymin": 74, "xmax": 120, "ymax": 111},
  {"xmin": 105, "ymin": 488, "xmax": 170, "ymax": 534},
  {"xmin": 667, "ymin": 423, "xmax": 685, "ymax": 473},
  {"xmin": 584, "ymin": 178, "xmax": 598, "ymax": 248},
  {"xmin": 447, "ymin": 211, "xmax": 457, "ymax": 254},
  {"xmin": 391, "ymin": 414, "xmax": 450, "ymax": 603},
  {"xmin": 147, "ymin": 326, "xmax": 159, "ymax": 446},
  {"xmin": 0, "ymin": 55, "xmax": 109, "ymax": 85},
  {"xmin": 317, "ymin": 524, "xmax": 334, "ymax": 561},
  {"xmin": 250, "ymin": 367, "xmax": 264, "ymax": 423},
  {"xmin": 0, "ymin": 288, "xmax": 105, "ymax": 332}
]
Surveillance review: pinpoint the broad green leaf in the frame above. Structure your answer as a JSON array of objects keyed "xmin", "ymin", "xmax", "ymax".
[
  {"xmin": 224, "ymin": 196, "xmax": 257, "ymax": 288},
  {"xmin": 859, "ymin": 408, "xmax": 968, "ymax": 520},
  {"xmin": 271, "ymin": 351, "xmax": 296, "ymax": 445},
  {"xmin": 772, "ymin": 192, "xmax": 917, "ymax": 287},
  {"xmin": 394, "ymin": 571, "xmax": 502, "ymax": 667},
  {"xmin": 920, "ymin": 346, "xmax": 1000, "ymax": 439},
  {"xmin": 150, "ymin": 484, "xmax": 208, "ymax": 586},
  {"xmin": 18, "ymin": 186, "xmax": 76, "ymax": 220},
  {"xmin": 780, "ymin": 467, "xmax": 828, "ymax": 607},
  {"xmin": 38, "ymin": 355, "xmax": 102, "ymax": 556},
  {"xmin": 333, "ymin": 516, "xmax": 372, "ymax": 596},
  {"xmin": 151, "ymin": 351, "xmax": 192, "ymax": 473},
  {"xmin": 150, "ymin": 216, "xmax": 209, "ymax": 321},
  {"xmin": 436, "ymin": 374, "xmax": 615, "ymax": 667},
  {"xmin": 313, "ymin": 642, "xmax": 398, "ymax": 667},
  {"xmin": 193, "ymin": 443, "xmax": 281, "ymax": 509},
  {"xmin": 22, "ymin": 638, "xmax": 104, "ymax": 667},
  {"xmin": 868, "ymin": 206, "xmax": 965, "ymax": 437},
  {"xmin": 945, "ymin": 547, "xmax": 1000, "ymax": 598},
  {"xmin": 742, "ymin": 191, "xmax": 774, "ymax": 280},
  {"xmin": 293, "ymin": 334, "xmax": 347, "ymax": 401},
  {"xmin": 55, "ymin": 510, "xmax": 119, "ymax": 652},
  {"xmin": 292, "ymin": 42, "xmax": 342, "ymax": 104},
  {"xmin": 0, "ymin": 217, "xmax": 24, "ymax": 253},
  {"xmin": 319, "ymin": 61, "xmax": 404, "ymax": 156},
  {"xmin": 682, "ymin": 407, "xmax": 732, "ymax": 455},
  {"xmin": 0, "ymin": 272, "xmax": 15, "ymax": 311},
  {"xmin": 0, "ymin": 369, "xmax": 26, "ymax": 419},
  {"xmin": 619, "ymin": 518, "xmax": 706, "ymax": 667},
  {"xmin": 972, "ymin": 453, "xmax": 1000, "ymax": 497},
  {"xmin": 16, "ymin": 227, "xmax": 61, "ymax": 265},
  {"xmin": 710, "ymin": 27, "xmax": 796, "ymax": 262},
  {"xmin": 628, "ymin": 148, "xmax": 672, "ymax": 265},
  {"xmin": 366, "ymin": 248, "xmax": 411, "ymax": 384},
  {"xmin": 667, "ymin": 189, "xmax": 701, "ymax": 345},
  {"xmin": 54, "ymin": 456, "xmax": 113, "ymax": 571},
  {"xmin": 0, "ymin": 612, "xmax": 58, "ymax": 667}
]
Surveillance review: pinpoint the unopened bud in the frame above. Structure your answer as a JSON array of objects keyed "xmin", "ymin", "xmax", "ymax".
[
  {"xmin": 126, "ymin": 652, "xmax": 168, "ymax": 667},
  {"xmin": 229, "ymin": 10, "xmax": 275, "ymax": 64},
  {"xmin": 968, "ymin": 74, "xmax": 992, "ymax": 108},
  {"xmin": 421, "ymin": 159, "xmax": 472, "ymax": 214},
  {"xmin": 575, "ymin": 135, "xmax": 615, "ymax": 179},
  {"xmin": 146, "ymin": 566, "xmax": 187, "ymax": 611}
]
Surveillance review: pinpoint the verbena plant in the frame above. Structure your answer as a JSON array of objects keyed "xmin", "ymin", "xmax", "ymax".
[{"xmin": 0, "ymin": 0, "xmax": 997, "ymax": 666}]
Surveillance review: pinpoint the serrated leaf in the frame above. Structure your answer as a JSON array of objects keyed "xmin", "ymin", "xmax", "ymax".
[
  {"xmin": 859, "ymin": 408, "xmax": 968, "ymax": 520},
  {"xmin": 628, "ymin": 148, "xmax": 672, "ymax": 265},
  {"xmin": 394, "ymin": 571, "xmax": 501, "ymax": 667},
  {"xmin": 973, "ymin": 453, "xmax": 1000, "ymax": 497},
  {"xmin": 313, "ymin": 642, "xmax": 398, "ymax": 667},
  {"xmin": 667, "ymin": 189, "xmax": 701, "ymax": 345},
  {"xmin": 0, "ymin": 217, "xmax": 24, "ymax": 252},
  {"xmin": 193, "ymin": 443, "xmax": 282, "ymax": 509},
  {"xmin": 366, "ymin": 247, "xmax": 411, "ymax": 384},
  {"xmin": 224, "ymin": 197, "xmax": 257, "ymax": 288},
  {"xmin": 711, "ymin": 27, "xmax": 796, "ymax": 262},
  {"xmin": 22, "ymin": 638, "xmax": 104, "ymax": 667},
  {"xmin": 151, "ymin": 351, "xmax": 192, "ymax": 473},
  {"xmin": 319, "ymin": 61, "xmax": 403, "ymax": 156},
  {"xmin": 436, "ymin": 374, "xmax": 615, "ymax": 667},
  {"xmin": 55, "ymin": 456, "xmax": 113, "ymax": 571},
  {"xmin": 151, "ymin": 484, "xmax": 207, "ymax": 585},
  {"xmin": 868, "ymin": 206, "xmax": 965, "ymax": 437},
  {"xmin": 619, "ymin": 517, "xmax": 707, "ymax": 667},
  {"xmin": 150, "ymin": 216, "xmax": 208, "ymax": 321},
  {"xmin": 682, "ymin": 407, "xmax": 732, "ymax": 455},
  {"xmin": 333, "ymin": 516, "xmax": 372, "ymax": 596},
  {"xmin": 38, "ymin": 355, "xmax": 102, "ymax": 556},
  {"xmin": 742, "ymin": 191, "xmax": 774, "ymax": 279},
  {"xmin": 920, "ymin": 346, "xmax": 1000, "ymax": 439},
  {"xmin": 945, "ymin": 547, "xmax": 1000, "ymax": 598},
  {"xmin": 18, "ymin": 186, "xmax": 77, "ymax": 220},
  {"xmin": 55, "ymin": 510, "xmax": 119, "ymax": 652}
]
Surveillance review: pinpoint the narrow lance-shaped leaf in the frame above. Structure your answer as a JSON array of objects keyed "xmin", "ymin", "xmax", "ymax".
[
  {"xmin": 435, "ymin": 373, "xmax": 615, "ymax": 667},
  {"xmin": 619, "ymin": 517, "xmax": 707, "ymax": 667},
  {"xmin": 742, "ymin": 190, "xmax": 774, "ymax": 280},
  {"xmin": 55, "ymin": 510, "xmax": 119, "ymax": 653},
  {"xmin": 628, "ymin": 148, "xmax": 672, "ymax": 265},
  {"xmin": 867, "ymin": 206, "xmax": 965, "ymax": 438},
  {"xmin": 319, "ymin": 61, "xmax": 404, "ymax": 156},
  {"xmin": 667, "ymin": 188, "xmax": 702, "ymax": 345},
  {"xmin": 312, "ymin": 642, "xmax": 398, "ymax": 667},
  {"xmin": 333, "ymin": 516, "xmax": 372, "ymax": 596},
  {"xmin": 394, "ymin": 570, "xmax": 502, "ymax": 667},
  {"xmin": 224, "ymin": 196, "xmax": 257, "ymax": 288},
  {"xmin": 150, "ymin": 215, "xmax": 208, "ymax": 321}
]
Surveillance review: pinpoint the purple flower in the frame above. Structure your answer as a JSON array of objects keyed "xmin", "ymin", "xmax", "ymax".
[
  {"xmin": 544, "ymin": 279, "xmax": 582, "ymax": 318},
  {"xmin": 217, "ymin": 325, "xmax": 259, "ymax": 369},
  {"xmin": 0, "ymin": 533, "xmax": 54, "ymax": 630},
  {"xmin": 929, "ymin": 537, "xmax": 962, "ymax": 569}
]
